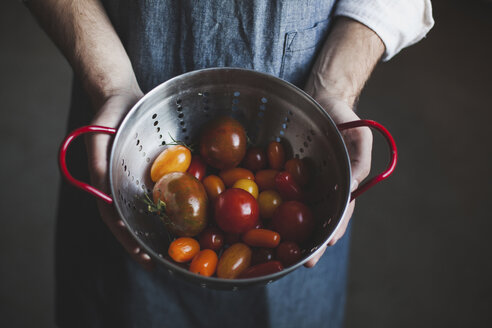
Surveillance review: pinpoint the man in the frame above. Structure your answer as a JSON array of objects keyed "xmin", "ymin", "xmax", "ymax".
[{"xmin": 27, "ymin": 0, "xmax": 433, "ymax": 327}]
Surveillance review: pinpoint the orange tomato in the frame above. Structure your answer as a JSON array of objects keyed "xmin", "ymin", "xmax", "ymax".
[
  {"xmin": 202, "ymin": 175, "xmax": 225, "ymax": 202},
  {"xmin": 285, "ymin": 158, "xmax": 310, "ymax": 187},
  {"xmin": 219, "ymin": 167, "xmax": 254, "ymax": 187},
  {"xmin": 242, "ymin": 229, "xmax": 281, "ymax": 248},
  {"xmin": 267, "ymin": 141, "xmax": 285, "ymax": 170},
  {"xmin": 168, "ymin": 237, "xmax": 200, "ymax": 263},
  {"xmin": 258, "ymin": 190, "xmax": 282, "ymax": 219},
  {"xmin": 150, "ymin": 145, "xmax": 192, "ymax": 182},
  {"xmin": 232, "ymin": 179, "xmax": 259, "ymax": 199},
  {"xmin": 189, "ymin": 249, "xmax": 218, "ymax": 277},
  {"xmin": 255, "ymin": 169, "xmax": 279, "ymax": 191},
  {"xmin": 216, "ymin": 243, "xmax": 252, "ymax": 279}
]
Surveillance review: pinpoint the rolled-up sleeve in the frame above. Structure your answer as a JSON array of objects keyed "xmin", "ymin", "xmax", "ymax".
[{"xmin": 334, "ymin": 0, "xmax": 434, "ymax": 61}]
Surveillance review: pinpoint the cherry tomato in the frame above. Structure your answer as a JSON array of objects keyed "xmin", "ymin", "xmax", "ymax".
[
  {"xmin": 238, "ymin": 261, "xmax": 284, "ymax": 279},
  {"xmin": 187, "ymin": 155, "xmax": 207, "ymax": 181},
  {"xmin": 258, "ymin": 190, "xmax": 282, "ymax": 219},
  {"xmin": 189, "ymin": 249, "xmax": 218, "ymax": 277},
  {"xmin": 153, "ymin": 172, "xmax": 208, "ymax": 237},
  {"xmin": 267, "ymin": 141, "xmax": 285, "ymax": 170},
  {"xmin": 214, "ymin": 188, "xmax": 259, "ymax": 234},
  {"xmin": 168, "ymin": 237, "xmax": 200, "ymax": 263},
  {"xmin": 251, "ymin": 248, "xmax": 275, "ymax": 265},
  {"xmin": 255, "ymin": 169, "xmax": 279, "ymax": 191},
  {"xmin": 242, "ymin": 147, "xmax": 267, "ymax": 172},
  {"xmin": 200, "ymin": 116, "xmax": 247, "ymax": 170},
  {"xmin": 150, "ymin": 145, "xmax": 192, "ymax": 182},
  {"xmin": 202, "ymin": 175, "xmax": 225, "ymax": 202},
  {"xmin": 216, "ymin": 243, "xmax": 252, "ymax": 279},
  {"xmin": 242, "ymin": 229, "xmax": 280, "ymax": 248},
  {"xmin": 272, "ymin": 201, "xmax": 314, "ymax": 244},
  {"xmin": 275, "ymin": 171, "xmax": 303, "ymax": 201},
  {"xmin": 276, "ymin": 241, "xmax": 301, "ymax": 266},
  {"xmin": 233, "ymin": 179, "xmax": 259, "ymax": 199},
  {"xmin": 219, "ymin": 168, "xmax": 254, "ymax": 187},
  {"xmin": 285, "ymin": 158, "xmax": 310, "ymax": 187},
  {"xmin": 197, "ymin": 227, "xmax": 224, "ymax": 251}
]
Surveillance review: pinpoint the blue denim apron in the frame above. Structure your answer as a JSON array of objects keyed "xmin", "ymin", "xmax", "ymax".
[{"xmin": 56, "ymin": 1, "xmax": 351, "ymax": 327}]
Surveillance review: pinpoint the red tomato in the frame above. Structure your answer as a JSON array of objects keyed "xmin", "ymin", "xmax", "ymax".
[
  {"xmin": 271, "ymin": 201, "xmax": 314, "ymax": 244},
  {"xmin": 284, "ymin": 158, "xmax": 310, "ymax": 187},
  {"xmin": 251, "ymin": 248, "xmax": 275, "ymax": 265},
  {"xmin": 187, "ymin": 155, "xmax": 207, "ymax": 181},
  {"xmin": 255, "ymin": 169, "xmax": 279, "ymax": 191},
  {"xmin": 202, "ymin": 175, "xmax": 225, "ymax": 202},
  {"xmin": 267, "ymin": 141, "xmax": 285, "ymax": 170},
  {"xmin": 276, "ymin": 241, "xmax": 301, "ymax": 266},
  {"xmin": 275, "ymin": 171, "xmax": 303, "ymax": 201},
  {"xmin": 238, "ymin": 261, "xmax": 284, "ymax": 279},
  {"xmin": 242, "ymin": 147, "xmax": 267, "ymax": 172},
  {"xmin": 189, "ymin": 249, "xmax": 218, "ymax": 277},
  {"xmin": 197, "ymin": 227, "xmax": 224, "ymax": 251},
  {"xmin": 219, "ymin": 168, "xmax": 254, "ymax": 187},
  {"xmin": 199, "ymin": 116, "xmax": 247, "ymax": 170},
  {"xmin": 168, "ymin": 237, "xmax": 200, "ymax": 263},
  {"xmin": 214, "ymin": 188, "xmax": 259, "ymax": 234}
]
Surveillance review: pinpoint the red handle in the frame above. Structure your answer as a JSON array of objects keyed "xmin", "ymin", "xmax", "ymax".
[
  {"xmin": 337, "ymin": 119, "xmax": 397, "ymax": 201},
  {"xmin": 59, "ymin": 125, "xmax": 117, "ymax": 204}
]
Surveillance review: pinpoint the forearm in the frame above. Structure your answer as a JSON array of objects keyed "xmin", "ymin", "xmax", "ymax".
[
  {"xmin": 26, "ymin": 0, "xmax": 140, "ymax": 108},
  {"xmin": 305, "ymin": 17, "xmax": 385, "ymax": 108}
]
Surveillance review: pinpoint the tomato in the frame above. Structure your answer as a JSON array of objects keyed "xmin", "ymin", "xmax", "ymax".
[
  {"xmin": 199, "ymin": 116, "xmax": 247, "ymax": 170},
  {"xmin": 242, "ymin": 147, "xmax": 267, "ymax": 172},
  {"xmin": 242, "ymin": 229, "xmax": 280, "ymax": 248},
  {"xmin": 276, "ymin": 241, "xmax": 301, "ymax": 266},
  {"xmin": 285, "ymin": 158, "xmax": 310, "ymax": 187},
  {"xmin": 214, "ymin": 188, "xmax": 259, "ymax": 234},
  {"xmin": 150, "ymin": 145, "xmax": 191, "ymax": 182},
  {"xmin": 275, "ymin": 171, "xmax": 303, "ymax": 201},
  {"xmin": 267, "ymin": 141, "xmax": 285, "ymax": 170},
  {"xmin": 187, "ymin": 155, "xmax": 207, "ymax": 181},
  {"xmin": 152, "ymin": 172, "xmax": 208, "ymax": 236},
  {"xmin": 202, "ymin": 175, "xmax": 225, "ymax": 202},
  {"xmin": 251, "ymin": 248, "xmax": 274, "ymax": 265},
  {"xmin": 197, "ymin": 227, "xmax": 224, "ymax": 251},
  {"xmin": 168, "ymin": 237, "xmax": 200, "ymax": 263},
  {"xmin": 258, "ymin": 190, "xmax": 282, "ymax": 219},
  {"xmin": 255, "ymin": 169, "xmax": 279, "ymax": 191},
  {"xmin": 232, "ymin": 179, "xmax": 259, "ymax": 199},
  {"xmin": 216, "ymin": 243, "xmax": 252, "ymax": 279},
  {"xmin": 219, "ymin": 168, "xmax": 254, "ymax": 187},
  {"xmin": 238, "ymin": 261, "xmax": 284, "ymax": 279},
  {"xmin": 189, "ymin": 249, "xmax": 218, "ymax": 277},
  {"xmin": 272, "ymin": 201, "xmax": 314, "ymax": 244}
]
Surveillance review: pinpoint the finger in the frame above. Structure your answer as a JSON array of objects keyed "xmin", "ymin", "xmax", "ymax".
[
  {"xmin": 304, "ymin": 246, "xmax": 326, "ymax": 268},
  {"xmin": 342, "ymin": 126, "xmax": 373, "ymax": 185},
  {"xmin": 328, "ymin": 200, "xmax": 355, "ymax": 246}
]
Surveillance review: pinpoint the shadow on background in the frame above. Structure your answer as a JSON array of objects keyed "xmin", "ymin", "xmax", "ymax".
[{"xmin": 0, "ymin": 0, "xmax": 490, "ymax": 327}]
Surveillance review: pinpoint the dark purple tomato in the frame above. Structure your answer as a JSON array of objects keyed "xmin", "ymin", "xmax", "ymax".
[
  {"xmin": 243, "ymin": 147, "xmax": 267, "ymax": 172},
  {"xmin": 276, "ymin": 241, "xmax": 301, "ymax": 266},
  {"xmin": 271, "ymin": 201, "xmax": 314, "ymax": 244}
]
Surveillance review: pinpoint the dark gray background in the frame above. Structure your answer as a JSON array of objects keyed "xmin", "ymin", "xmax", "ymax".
[{"xmin": 1, "ymin": 0, "xmax": 491, "ymax": 327}]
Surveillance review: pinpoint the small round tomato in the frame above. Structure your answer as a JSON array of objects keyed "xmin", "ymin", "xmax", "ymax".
[
  {"xmin": 271, "ymin": 201, "xmax": 314, "ymax": 244},
  {"xmin": 168, "ymin": 237, "xmax": 200, "ymax": 263},
  {"xmin": 267, "ymin": 141, "xmax": 285, "ymax": 170},
  {"xmin": 216, "ymin": 243, "xmax": 252, "ymax": 279},
  {"xmin": 197, "ymin": 227, "xmax": 224, "ymax": 251},
  {"xmin": 242, "ymin": 147, "xmax": 267, "ymax": 172},
  {"xmin": 238, "ymin": 261, "xmax": 284, "ymax": 279},
  {"xmin": 255, "ymin": 169, "xmax": 279, "ymax": 191},
  {"xmin": 285, "ymin": 158, "xmax": 310, "ymax": 187},
  {"xmin": 242, "ymin": 229, "xmax": 280, "ymax": 248},
  {"xmin": 202, "ymin": 175, "xmax": 225, "ymax": 202},
  {"xmin": 233, "ymin": 179, "xmax": 259, "ymax": 199},
  {"xmin": 187, "ymin": 155, "xmax": 207, "ymax": 181},
  {"xmin": 200, "ymin": 116, "xmax": 247, "ymax": 170},
  {"xmin": 258, "ymin": 190, "xmax": 282, "ymax": 219},
  {"xmin": 275, "ymin": 171, "xmax": 303, "ymax": 201},
  {"xmin": 150, "ymin": 145, "xmax": 191, "ymax": 182},
  {"xmin": 251, "ymin": 248, "xmax": 275, "ymax": 265},
  {"xmin": 276, "ymin": 241, "xmax": 301, "ymax": 266},
  {"xmin": 189, "ymin": 249, "xmax": 218, "ymax": 277},
  {"xmin": 214, "ymin": 188, "xmax": 259, "ymax": 234},
  {"xmin": 219, "ymin": 168, "xmax": 254, "ymax": 187}
]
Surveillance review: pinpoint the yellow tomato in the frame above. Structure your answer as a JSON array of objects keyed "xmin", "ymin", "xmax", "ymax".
[
  {"xmin": 150, "ymin": 145, "xmax": 191, "ymax": 182},
  {"xmin": 232, "ymin": 178, "xmax": 259, "ymax": 199},
  {"xmin": 258, "ymin": 190, "xmax": 282, "ymax": 219}
]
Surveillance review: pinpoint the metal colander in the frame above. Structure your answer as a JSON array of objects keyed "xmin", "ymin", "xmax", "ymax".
[{"xmin": 59, "ymin": 68, "xmax": 396, "ymax": 290}]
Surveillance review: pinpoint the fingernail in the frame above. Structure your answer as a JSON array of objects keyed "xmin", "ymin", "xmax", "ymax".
[{"xmin": 351, "ymin": 179, "xmax": 359, "ymax": 192}]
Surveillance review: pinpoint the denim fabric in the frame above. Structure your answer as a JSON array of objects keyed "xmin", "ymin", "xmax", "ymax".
[{"xmin": 56, "ymin": 1, "xmax": 352, "ymax": 327}]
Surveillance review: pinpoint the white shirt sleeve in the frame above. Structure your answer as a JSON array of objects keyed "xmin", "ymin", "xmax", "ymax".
[{"xmin": 334, "ymin": 0, "xmax": 434, "ymax": 61}]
